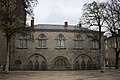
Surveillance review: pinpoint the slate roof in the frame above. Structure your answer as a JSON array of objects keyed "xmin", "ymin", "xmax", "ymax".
[
  {"xmin": 35, "ymin": 24, "xmax": 87, "ymax": 30},
  {"xmin": 34, "ymin": 24, "xmax": 103, "ymax": 33}
]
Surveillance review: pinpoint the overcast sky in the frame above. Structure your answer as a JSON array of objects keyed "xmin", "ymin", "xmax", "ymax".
[{"xmin": 33, "ymin": 0, "xmax": 106, "ymax": 25}]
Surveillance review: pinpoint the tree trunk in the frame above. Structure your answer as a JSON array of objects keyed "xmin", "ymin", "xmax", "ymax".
[
  {"xmin": 98, "ymin": 23, "xmax": 104, "ymax": 73},
  {"xmin": 5, "ymin": 36, "xmax": 10, "ymax": 73},
  {"xmin": 115, "ymin": 52, "xmax": 119, "ymax": 69}
]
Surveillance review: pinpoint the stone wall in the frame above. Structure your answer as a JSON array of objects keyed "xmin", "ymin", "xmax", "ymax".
[{"xmin": 10, "ymin": 30, "xmax": 101, "ymax": 70}]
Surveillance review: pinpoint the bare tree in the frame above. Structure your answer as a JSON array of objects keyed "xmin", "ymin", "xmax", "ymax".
[
  {"xmin": 105, "ymin": 0, "xmax": 120, "ymax": 69},
  {"xmin": 0, "ymin": 0, "xmax": 37, "ymax": 73},
  {"xmin": 81, "ymin": 1, "xmax": 106, "ymax": 72}
]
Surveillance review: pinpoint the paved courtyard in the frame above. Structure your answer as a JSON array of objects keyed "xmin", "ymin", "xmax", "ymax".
[{"xmin": 0, "ymin": 70, "xmax": 120, "ymax": 80}]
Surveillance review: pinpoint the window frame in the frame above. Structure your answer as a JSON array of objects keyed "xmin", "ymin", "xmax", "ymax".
[
  {"xmin": 74, "ymin": 35, "xmax": 83, "ymax": 49},
  {"xmin": 37, "ymin": 34, "xmax": 47, "ymax": 49},
  {"xmin": 56, "ymin": 34, "xmax": 66, "ymax": 49},
  {"xmin": 18, "ymin": 36, "xmax": 28, "ymax": 49},
  {"xmin": 90, "ymin": 40, "xmax": 99, "ymax": 49}
]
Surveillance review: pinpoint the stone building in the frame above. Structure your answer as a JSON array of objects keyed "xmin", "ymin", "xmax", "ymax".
[
  {"xmin": 0, "ymin": 0, "xmax": 106, "ymax": 71},
  {"xmin": 7, "ymin": 20, "xmax": 105, "ymax": 70},
  {"xmin": 105, "ymin": 36, "xmax": 120, "ymax": 68}
]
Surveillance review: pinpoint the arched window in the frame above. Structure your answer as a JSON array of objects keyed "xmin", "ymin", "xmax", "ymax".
[
  {"xmin": 56, "ymin": 34, "xmax": 65, "ymax": 48},
  {"xmin": 38, "ymin": 34, "xmax": 46, "ymax": 48},
  {"xmin": 81, "ymin": 60, "xmax": 85, "ymax": 70},
  {"xmin": 74, "ymin": 61, "xmax": 80, "ymax": 70},
  {"xmin": 90, "ymin": 40, "xmax": 99, "ymax": 49},
  {"xmin": 14, "ymin": 60, "xmax": 22, "ymax": 70},
  {"xmin": 34, "ymin": 61, "xmax": 39, "ymax": 70},
  {"xmin": 74, "ymin": 35, "xmax": 83, "ymax": 49},
  {"xmin": 19, "ymin": 36, "xmax": 28, "ymax": 48},
  {"xmin": 41, "ymin": 61, "xmax": 47, "ymax": 70},
  {"xmin": 87, "ymin": 60, "xmax": 92, "ymax": 70},
  {"xmin": 28, "ymin": 61, "xmax": 33, "ymax": 70},
  {"xmin": 54, "ymin": 59, "xmax": 67, "ymax": 68}
]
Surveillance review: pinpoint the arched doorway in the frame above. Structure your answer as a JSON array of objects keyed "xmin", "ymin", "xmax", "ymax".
[
  {"xmin": 52, "ymin": 56, "xmax": 70, "ymax": 70},
  {"xmin": 14, "ymin": 60, "xmax": 22, "ymax": 70}
]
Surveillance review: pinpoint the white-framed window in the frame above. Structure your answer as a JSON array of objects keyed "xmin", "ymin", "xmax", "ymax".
[
  {"xmin": 56, "ymin": 34, "xmax": 65, "ymax": 48},
  {"xmin": 74, "ymin": 35, "xmax": 83, "ymax": 49},
  {"xmin": 19, "ymin": 36, "xmax": 28, "ymax": 48},
  {"xmin": 38, "ymin": 34, "xmax": 46, "ymax": 48}
]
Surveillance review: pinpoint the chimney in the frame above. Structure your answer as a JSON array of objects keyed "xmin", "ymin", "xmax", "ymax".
[
  {"xmin": 79, "ymin": 23, "xmax": 82, "ymax": 27},
  {"xmin": 31, "ymin": 18, "xmax": 34, "ymax": 29},
  {"xmin": 64, "ymin": 22, "xmax": 68, "ymax": 27}
]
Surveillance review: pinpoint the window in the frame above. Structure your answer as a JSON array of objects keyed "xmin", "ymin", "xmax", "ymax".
[
  {"xmin": 14, "ymin": 60, "xmax": 22, "ymax": 70},
  {"xmin": 28, "ymin": 61, "xmax": 33, "ymax": 70},
  {"xmin": 56, "ymin": 34, "xmax": 65, "ymax": 48},
  {"xmin": 105, "ymin": 41, "xmax": 108, "ymax": 49},
  {"xmin": 38, "ymin": 34, "xmax": 46, "ymax": 48},
  {"xmin": 105, "ymin": 45, "xmax": 108, "ymax": 50},
  {"xmin": 87, "ymin": 60, "xmax": 92, "ymax": 70},
  {"xmin": 54, "ymin": 59, "xmax": 67, "ymax": 68},
  {"xmin": 19, "ymin": 39, "xmax": 27, "ymax": 48},
  {"xmin": 74, "ymin": 35, "xmax": 83, "ymax": 49},
  {"xmin": 93, "ymin": 41, "xmax": 99, "ymax": 49},
  {"xmin": 34, "ymin": 61, "xmax": 39, "ymax": 70},
  {"xmin": 90, "ymin": 40, "xmax": 99, "ymax": 49},
  {"xmin": 106, "ymin": 53, "xmax": 108, "ymax": 58},
  {"xmin": 81, "ymin": 60, "xmax": 85, "ymax": 70},
  {"xmin": 41, "ymin": 61, "xmax": 47, "ymax": 70},
  {"xmin": 19, "ymin": 36, "xmax": 28, "ymax": 48},
  {"xmin": 74, "ymin": 61, "xmax": 80, "ymax": 70}
]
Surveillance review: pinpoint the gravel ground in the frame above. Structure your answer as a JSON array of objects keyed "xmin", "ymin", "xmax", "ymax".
[{"xmin": 0, "ymin": 70, "xmax": 120, "ymax": 80}]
